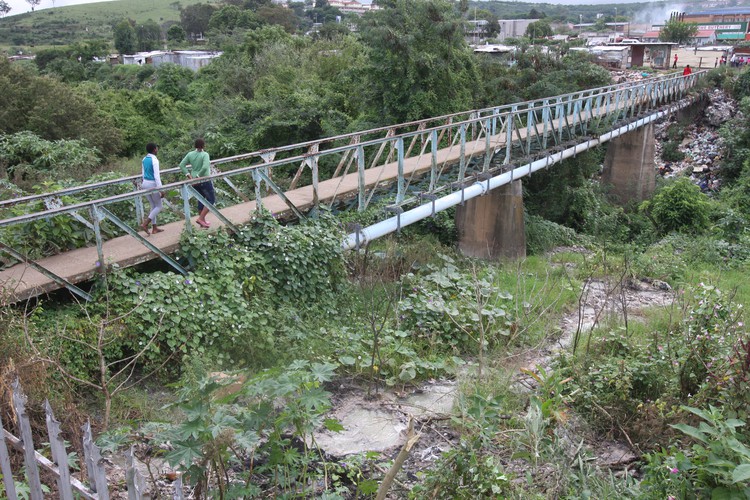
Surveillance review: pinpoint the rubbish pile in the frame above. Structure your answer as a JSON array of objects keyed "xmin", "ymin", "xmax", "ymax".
[
  {"xmin": 610, "ymin": 70, "xmax": 655, "ymax": 84},
  {"xmin": 654, "ymin": 88, "xmax": 736, "ymax": 193}
]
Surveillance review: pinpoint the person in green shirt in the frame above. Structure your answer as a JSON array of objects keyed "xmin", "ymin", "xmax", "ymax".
[{"xmin": 179, "ymin": 138, "xmax": 214, "ymax": 228}]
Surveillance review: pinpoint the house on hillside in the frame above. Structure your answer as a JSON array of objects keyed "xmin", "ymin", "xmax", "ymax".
[
  {"xmin": 122, "ymin": 50, "xmax": 222, "ymax": 71},
  {"xmin": 327, "ymin": 0, "xmax": 377, "ymax": 14}
]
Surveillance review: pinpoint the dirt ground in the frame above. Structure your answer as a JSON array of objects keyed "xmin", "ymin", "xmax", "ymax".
[{"xmin": 670, "ymin": 47, "xmax": 728, "ymax": 70}]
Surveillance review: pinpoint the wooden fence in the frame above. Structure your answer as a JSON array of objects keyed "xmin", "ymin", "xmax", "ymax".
[{"xmin": 0, "ymin": 380, "xmax": 183, "ymax": 499}]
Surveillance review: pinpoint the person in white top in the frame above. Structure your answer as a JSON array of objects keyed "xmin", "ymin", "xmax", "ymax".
[{"xmin": 140, "ymin": 143, "xmax": 164, "ymax": 235}]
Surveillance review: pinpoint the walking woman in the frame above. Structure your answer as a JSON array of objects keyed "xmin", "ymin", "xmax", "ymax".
[
  {"xmin": 179, "ymin": 138, "xmax": 213, "ymax": 228},
  {"xmin": 140, "ymin": 143, "xmax": 164, "ymax": 234}
]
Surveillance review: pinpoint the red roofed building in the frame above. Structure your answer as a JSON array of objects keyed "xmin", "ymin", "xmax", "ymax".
[
  {"xmin": 643, "ymin": 30, "xmax": 661, "ymax": 42},
  {"xmin": 694, "ymin": 29, "xmax": 717, "ymax": 44}
]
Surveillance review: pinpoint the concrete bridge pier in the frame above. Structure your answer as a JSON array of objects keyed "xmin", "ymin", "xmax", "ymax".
[
  {"xmin": 601, "ymin": 123, "xmax": 656, "ymax": 204},
  {"xmin": 455, "ymin": 180, "xmax": 526, "ymax": 260}
]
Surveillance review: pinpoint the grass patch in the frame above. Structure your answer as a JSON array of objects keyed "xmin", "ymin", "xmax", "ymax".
[{"xmin": 0, "ymin": 0, "xmax": 223, "ymax": 50}]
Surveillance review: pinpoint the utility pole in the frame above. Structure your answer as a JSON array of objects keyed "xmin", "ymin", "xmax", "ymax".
[{"xmin": 474, "ymin": 6, "xmax": 477, "ymax": 45}]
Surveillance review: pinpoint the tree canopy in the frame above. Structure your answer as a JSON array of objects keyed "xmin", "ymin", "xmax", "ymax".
[
  {"xmin": 114, "ymin": 19, "xmax": 137, "ymax": 55},
  {"xmin": 136, "ymin": 19, "xmax": 162, "ymax": 52},
  {"xmin": 180, "ymin": 3, "xmax": 217, "ymax": 38},
  {"xmin": 525, "ymin": 19, "xmax": 553, "ymax": 40},
  {"xmin": 659, "ymin": 19, "xmax": 698, "ymax": 45},
  {"xmin": 358, "ymin": 0, "xmax": 479, "ymax": 123}
]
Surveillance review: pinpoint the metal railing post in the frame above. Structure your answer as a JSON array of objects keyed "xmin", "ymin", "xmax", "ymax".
[{"xmin": 396, "ymin": 137, "xmax": 405, "ymax": 203}]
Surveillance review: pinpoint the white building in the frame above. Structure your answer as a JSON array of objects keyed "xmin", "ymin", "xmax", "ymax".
[
  {"xmin": 327, "ymin": 0, "xmax": 378, "ymax": 14},
  {"xmin": 122, "ymin": 50, "xmax": 222, "ymax": 71},
  {"xmin": 497, "ymin": 19, "xmax": 535, "ymax": 41}
]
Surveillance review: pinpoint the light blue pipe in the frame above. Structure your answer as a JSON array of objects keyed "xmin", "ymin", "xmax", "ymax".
[{"xmin": 343, "ymin": 98, "xmax": 696, "ymax": 250}]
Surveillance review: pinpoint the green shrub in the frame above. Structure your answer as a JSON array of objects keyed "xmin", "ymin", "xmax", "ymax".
[
  {"xmin": 0, "ymin": 131, "xmax": 103, "ymax": 185},
  {"xmin": 733, "ymin": 69, "xmax": 750, "ymax": 100},
  {"xmin": 145, "ymin": 361, "xmax": 342, "ymax": 497},
  {"xmin": 398, "ymin": 256, "xmax": 516, "ymax": 354},
  {"xmin": 640, "ymin": 406, "xmax": 750, "ymax": 499},
  {"xmin": 566, "ymin": 283, "xmax": 748, "ymax": 450},
  {"xmin": 645, "ymin": 178, "xmax": 712, "ymax": 235},
  {"xmin": 410, "ymin": 444, "xmax": 514, "ymax": 499},
  {"xmin": 661, "ymin": 141, "xmax": 686, "ymax": 162},
  {"xmin": 60, "ymin": 213, "xmax": 350, "ymax": 374},
  {"xmin": 525, "ymin": 213, "xmax": 578, "ymax": 255}
]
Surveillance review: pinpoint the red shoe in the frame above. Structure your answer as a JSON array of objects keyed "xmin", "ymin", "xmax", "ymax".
[{"xmin": 196, "ymin": 219, "xmax": 210, "ymax": 229}]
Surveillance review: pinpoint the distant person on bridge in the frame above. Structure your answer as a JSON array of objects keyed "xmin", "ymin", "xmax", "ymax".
[
  {"xmin": 140, "ymin": 143, "xmax": 164, "ymax": 235},
  {"xmin": 683, "ymin": 65, "xmax": 692, "ymax": 76},
  {"xmin": 673, "ymin": 53, "xmax": 678, "ymax": 68},
  {"xmin": 180, "ymin": 138, "xmax": 214, "ymax": 229}
]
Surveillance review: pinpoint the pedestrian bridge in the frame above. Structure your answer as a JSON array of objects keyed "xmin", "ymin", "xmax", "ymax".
[{"xmin": 0, "ymin": 71, "xmax": 705, "ymax": 302}]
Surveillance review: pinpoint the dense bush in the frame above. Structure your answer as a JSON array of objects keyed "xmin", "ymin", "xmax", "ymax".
[
  {"xmin": 0, "ymin": 58, "xmax": 122, "ymax": 157},
  {"xmin": 29, "ymin": 213, "xmax": 346, "ymax": 379},
  {"xmin": 661, "ymin": 141, "xmax": 686, "ymax": 162},
  {"xmin": 399, "ymin": 256, "xmax": 516, "ymax": 353},
  {"xmin": 0, "ymin": 131, "xmax": 103, "ymax": 185},
  {"xmin": 525, "ymin": 213, "xmax": 579, "ymax": 255},
  {"xmin": 644, "ymin": 177, "xmax": 712, "ymax": 235},
  {"xmin": 565, "ymin": 283, "xmax": 749, "ymax": 451}
]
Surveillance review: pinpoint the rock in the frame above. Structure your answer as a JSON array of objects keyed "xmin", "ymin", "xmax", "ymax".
[{"xmin": 595, "ymin": 441, "xmax": 638, "ymax": 468}]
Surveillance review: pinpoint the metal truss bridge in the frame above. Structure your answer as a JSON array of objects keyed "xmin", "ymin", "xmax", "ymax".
[{"xmin": 0, "ymin": 71, "xmax": 705, "ymax": 302}]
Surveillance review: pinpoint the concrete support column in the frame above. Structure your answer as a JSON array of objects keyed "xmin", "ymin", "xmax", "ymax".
[
  {"xmin": 601, "ymin": 123, "xmax": 656, "ymax": 204},
  {"xmin": 455, "ymin": 180, "xmax": 526, "ymax": 260}
]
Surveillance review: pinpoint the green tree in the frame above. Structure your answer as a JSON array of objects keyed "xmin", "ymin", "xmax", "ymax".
[
  {"xmin": 647, "ymin": 177, "xmax": 711, "ymax": 234},
  {"xmin": 659, "ymin": 19, "xmax": 698, "ymax": 45},
  {"xmin": 167, "ymin": 24, "xmax": 186, "ymax": 43},
  {"xmin": 315, "ymin": 22, "xmax": 350, "ymax": 40},
  {"xmin": 35, "ymin": 47, "xmax": 70, "ymax": 71},
  {"xmin": 71, "ymin": 40, "xmax": 109, "ymax": 61},
  {"xmin": 592, "ymin": 17, "xmax": 609, "ymax": 32},
  {"xmin": 528, "ymin": 8, "xmax": 545, "ymax": 19},
  {"xmin": 136, "ymin": 19, "xmax": 162, "ymax": 51},
  {"xmin": 307, "ymin": 4, "xmax": 343, "ymax": 24},
  {"xmin": 82, "ymin": 85, "xmax": 182, "ymax": 157},
  {"xmin": 244, "ymin": 0, "xmax": 272, "ymax": 9},
  {"xmin": 26, "ymin": 0, "xmax": 40, "ymax": 12},
  {"xmin": 256, "ymin": 4, "xmax": 299, "ymax": 32},
  {"xmin": 0, "ymin": 1, "xmax": 11, "ymax": 17},
  {"xmin": 180, "ymin": 3, "xmax": 216, "ymax": 38},
  {"xmin": 358, "ymin": 0, "xmax": 479, "ymax": 123},
  {"xmin": 0, "ymin": 58, "xmax": 123, "ymax": 156},
  {"xmin": 525, "ymin": 20, "xmax": 552, "ymax": 40},
  {"xmin": 474, "ymin": 10, "xmax": 499, "ymax": 38},
  {"xmin": 155, "ymin": 63, "xmax": 194, "ymax": 101},
  {"xmin": 209, "ymin": 5, "xmax": 261, "ymax": 32},
  {"xmin": 113, "ymin": 19, "xmax": 137, "ymax": 55}
]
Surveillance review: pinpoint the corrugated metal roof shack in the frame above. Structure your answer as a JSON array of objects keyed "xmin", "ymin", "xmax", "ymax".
[
  {"xmin": 121, "ymin": 50, "xmax": 222, "ymax": 71},
  {"xmin": 608, "ymin": 42, "xmax": 676, "ymax": 68}
]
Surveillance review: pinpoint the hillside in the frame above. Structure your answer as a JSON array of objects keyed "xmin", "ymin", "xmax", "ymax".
[
  {"xmin": 0, "ymin": 0, "xmax": 221, "ymax": 50},
  {"xmin": 0, "ymin": 0, "xmax": 733, "ymax": 52}
]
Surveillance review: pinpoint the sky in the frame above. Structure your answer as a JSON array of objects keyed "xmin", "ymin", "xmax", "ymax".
[{"xmin": 4, "ymin": 0, "xmax": 117, "ymax": 16}]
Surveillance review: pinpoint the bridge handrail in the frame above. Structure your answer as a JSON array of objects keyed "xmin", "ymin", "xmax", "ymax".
[
  {"xmin": 0, "ymin": 70, "xmax": 705, "ymax": 228},
  {"xmin": 0, "ymin": 70, "xmax": 701, "ymax": 211}
]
